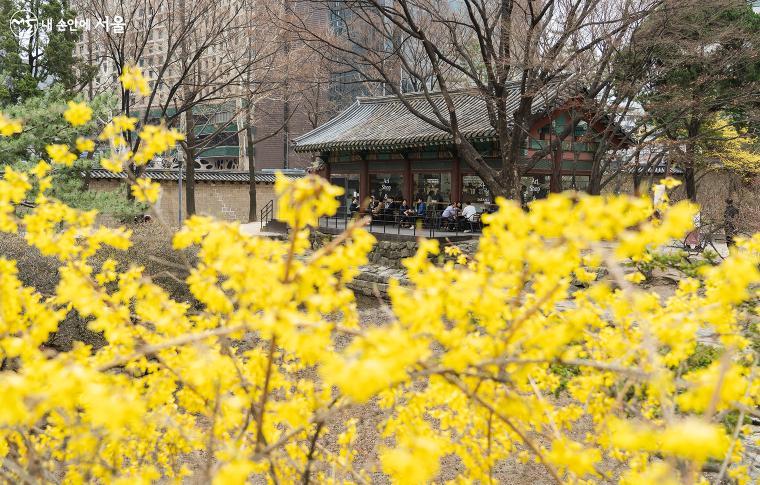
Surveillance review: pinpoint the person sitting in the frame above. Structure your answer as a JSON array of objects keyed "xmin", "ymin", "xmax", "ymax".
[
  {"xmin": 381, "ymin": 197, "xmax": 396, "ymax": 222},
  {"xmin": 441, "ymin": 203, "xmax": 458, "ymax": 229},
  {"xmin": 415, "ymin": 198, "xmax": 426, "ymax": 216},
  {"xmin": 370, "ymin": 196, "xmax": 382, "ymax": 219},
  {"xmin": 407, "ymin": 198, "xmax": 425, "ymax": 226},
  {"xmin": 348, "ymin": 197, "xmax": 359, "ymax": 216},
  {"xmin": 397, "ymin": 199, "xmax": 415, "ymax": 227},
  {"xmin": 461, "ymin": 201, "xmax": 477, "ymax": 231}
]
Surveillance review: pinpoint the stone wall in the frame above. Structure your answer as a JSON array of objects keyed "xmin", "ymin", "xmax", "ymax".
[
  {"xmin": 312, "ymin": 232, "xmax": 480, "ymax": 269},
  {"xmin": 368, "ymin": 240, "xmax": 420, "ymax": 268},
  {"xmin": 89, "ymin": 179, "xmax": 277, "ymax": 226}
]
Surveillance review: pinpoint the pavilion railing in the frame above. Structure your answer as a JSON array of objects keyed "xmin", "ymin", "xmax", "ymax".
[{"xmin": 317, "ymin": 208, "xmax": 485, "ymax": 238}]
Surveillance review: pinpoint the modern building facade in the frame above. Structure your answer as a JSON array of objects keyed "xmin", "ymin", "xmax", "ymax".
[{"xmin": 72, "ymin": 0, "xmax": 348, "ymax": 171}]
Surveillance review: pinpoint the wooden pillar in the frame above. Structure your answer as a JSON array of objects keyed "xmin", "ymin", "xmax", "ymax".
[
  {"xmin": 403, "ymin": 155, "xmax": 412, "ymax": 202},
  {"xmin": 360, "ymin": 157, "xmax": 369, "ymax": 205},
  {"xmin": 452, "ymin": 155, "xmax": 461, "ymax": 202},
  {"xmin": 321, "ymin": 152, "xmax": 331, "ymax": 181}
]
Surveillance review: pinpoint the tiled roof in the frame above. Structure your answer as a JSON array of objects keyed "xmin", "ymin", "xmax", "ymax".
[
  {"xmin": 87, "ymin": 169, "xmax": 304, "ymax": 184},
  {"xmin": 294, "ymin": 81, "xmax": 579, "ymax": 153}
]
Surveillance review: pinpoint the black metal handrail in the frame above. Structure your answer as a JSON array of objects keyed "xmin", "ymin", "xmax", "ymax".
[
  {"xmin": 317, "ymin": 208, "xmax": 484, "ymax": 238},
  {"xmin": 260, "ymin": 199, "xmax": 274, "ymax": 229}
]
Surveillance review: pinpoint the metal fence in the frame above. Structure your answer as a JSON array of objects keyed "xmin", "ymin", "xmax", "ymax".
[{"xmin": 318, "ymin": 209, "xmax": 485, "ymax": 238}]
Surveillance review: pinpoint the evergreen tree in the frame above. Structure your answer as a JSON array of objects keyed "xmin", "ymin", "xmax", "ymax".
[
  {"xmin": 0, "ymin": 0, "xmax": 91, "ymax": 103},
  {"xmin": 616, "ymin": 0, "xmax": 760, "ymax": 200},
  {"xmin": 0, "ymin": 85, "xmax": 146, "ymax": 221}
]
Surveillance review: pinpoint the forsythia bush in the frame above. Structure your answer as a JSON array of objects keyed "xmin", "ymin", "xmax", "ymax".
[{"xmin": 0, "ymin": 71, "xmax": 759, "ymax": 484}]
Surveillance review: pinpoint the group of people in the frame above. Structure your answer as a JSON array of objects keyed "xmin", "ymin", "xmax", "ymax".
[
  {"xmin": 357, "ymin": 196, "xmax": 428, "ymax": 227},
  {"xmin": 440, "ymin": 201, "xmax": 480, "ymax": 232},
  {"xmin": 347, "ymin": 195, "xmax": 482, "ymax": 232},
  {"xmin": 347, "ymin": 190, "xmax": 743, "ymax": 245}
]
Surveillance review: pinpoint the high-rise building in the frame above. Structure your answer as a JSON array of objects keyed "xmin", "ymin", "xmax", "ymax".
[{"xmin": 72, "ymin": 0, "xmax": 352, "ymax": 171}]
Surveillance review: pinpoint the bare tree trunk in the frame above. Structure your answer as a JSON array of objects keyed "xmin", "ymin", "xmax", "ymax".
[
  {"xmin": 684, "ymin": 120, "xmax": 701, "ymax": 202},
  {"xmin": 588, "ymin": 166, "xmax": 603, "ymax": 195},
  {"xmin": 502, "ymin": 161, "xmax": 522, "ymax": 200},
  {"xmin": 683, "ymin": 164, "xmax": 697, "ymax": 202},
  {"xmin": 184, "ymin": 108, "xmax": 197, "ymax": 217},
  {"xmin": 283, "ymin": 98, "xmax": 290, "ymax": 169},
  {"xmin": 282, "ymin": 0, "xmax": 292, "ymax": 169},
  {"xmin": 632, "ymin": 168, "xmax": 643, "ymax": 197},
  {"xmin": 247, "ymin": 102, "xmax": 257, "ymax": 222},
  {"xmin": 178, "ymin": 0, "xmax": 196, "ymax": 216},
  {"xmin": 588, "ymin": 140, "xmax": 610, "ymax": 195},
  {"xmin": 503, "ymin": 96, "xmax": 531, "ymax": 199},
  {"xmin": 454, "ymin": 138, "xmax": 506, "ymax": 197}
]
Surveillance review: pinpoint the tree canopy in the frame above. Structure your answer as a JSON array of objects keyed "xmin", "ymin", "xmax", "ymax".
[{"xmin": 0, "ymin": 0, "xmax": 90, "ymax": 103}]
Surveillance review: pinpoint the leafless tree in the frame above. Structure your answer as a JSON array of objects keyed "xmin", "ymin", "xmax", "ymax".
[
  {"xmin": 281, "ymin": 0, "xmax": 660, "ymax": 199},
  {"xmin": 75, "ymin": 0, "xmax": 284, "ymax": 217}
]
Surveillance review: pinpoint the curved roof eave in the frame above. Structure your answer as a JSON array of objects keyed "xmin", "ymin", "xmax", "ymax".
[{"xmin": 294, "ymin": 130, "xmax": 498, "ymax": 154}]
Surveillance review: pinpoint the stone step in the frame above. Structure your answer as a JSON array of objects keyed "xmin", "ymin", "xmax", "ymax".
[{"xmin": 348, "ymin": 264, "xmax": 411, "ymax": 298}]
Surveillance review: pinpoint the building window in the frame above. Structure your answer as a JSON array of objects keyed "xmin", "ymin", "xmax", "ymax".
[
  {"xmin": 330, "ymin": 174, "xmax": 360, "ymax": 213},
  {"xmin": 369, "ymin": 173, "xmax": 404, "ymax": 201},
  {"xmin": 413, "ymin": 172, "xmax": 451, "ymax": 206},
  {"xmin": 574, "ymin": 120, "xmax": 589, "ymax": 138},
  {"xmin": 539, "ymin": 124, "xmax": 551, "ymax": 140},
  {"xmin": 560, "ymin": 175, "xmax": 589, "ymax": 192},
  {"xmin": 461, "ymin": 175, "xmax": 492, "ymax": 208},
  {"xmin": 522, "ymin": 176, "xmax": 550, "ymax": 204}
]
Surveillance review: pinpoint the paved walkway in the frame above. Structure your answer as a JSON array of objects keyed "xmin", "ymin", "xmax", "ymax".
[{"xmin": 239, "ymin": 222, "xmax": 287, "ymax": 239}]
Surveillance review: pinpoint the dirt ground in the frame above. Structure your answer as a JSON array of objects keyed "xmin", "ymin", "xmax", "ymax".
[{"xmin": 314, "ymin": 295, "xmax": 565, "ymax": 485}]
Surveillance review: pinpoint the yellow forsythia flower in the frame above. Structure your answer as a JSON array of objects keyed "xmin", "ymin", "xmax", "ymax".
[
  {"xmin": 99, "ymin": 115, "xmax": 138, "ymax": 141},
  {"xmin": 63, "ymin": 101, "xmax": 93, "ymax": 126},
  {"xmin": 75, "ymin": 137, "xmax": 95, "ymax": 153},
  {"xmin": 275, "ymin": 172, "xmax": 343, "ymax": 228},
  {"xmin": 46, "ymin": 144, "xmax": 77, "ymax": 166},
  {"xmin": 0, "ymin": 152, "xmax": 758, "ymax": 485},
  {"xmin": 380, "ymin": 436, "xmax": 444, "ymax": 484},
  {"xmin": 444, "ymin": 245, "xmax": 462, "ymax": 257},
  {"xmin": 625, "ymin": 271, "xmax": 646, "ymax": 283},
  {"xmin": 119, "ymin": 64, "xmax": 150, "ymax": 95},
  {"xmin": 29, "ymin": 160, "xmax": 51, "ymax": 178},
  {"xmin": 131, "ymin": 178, "xmax": 161, "ymax": 203},
  {"xmin": 0, "ymin": 112, "xmax": 22, "ymax": 136},
  {"xmin": 99, "ymin": 157, "xmax": 123, "ymax": 173},
  {"xmin": 133, "ymin": 125, "xmax": 184, "ymax": 165},
  {"xmin": 660, "ymin": 419, "xmax": 730, "ymax": 462},
  {"xmin": 660, "ymin": 177, "xmax": 682, "ymax": 189},
  {"xmin": 546, "ymin": 437, "xmax": 601, "ymax": 477}
]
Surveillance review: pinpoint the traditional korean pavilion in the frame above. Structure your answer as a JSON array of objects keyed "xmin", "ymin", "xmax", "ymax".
[{"xmin": 294, "ymin": 82, "xmax": 632, "ymax": 210}]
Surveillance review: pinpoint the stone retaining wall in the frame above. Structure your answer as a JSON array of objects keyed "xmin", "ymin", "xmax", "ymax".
[
  {"xmin": 313, "ymin": 232, "xmax": 481, "ymax": 269},
  {"xmin": 368, "ymin": 240, "xmax": 420, "ymax": 268}
]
